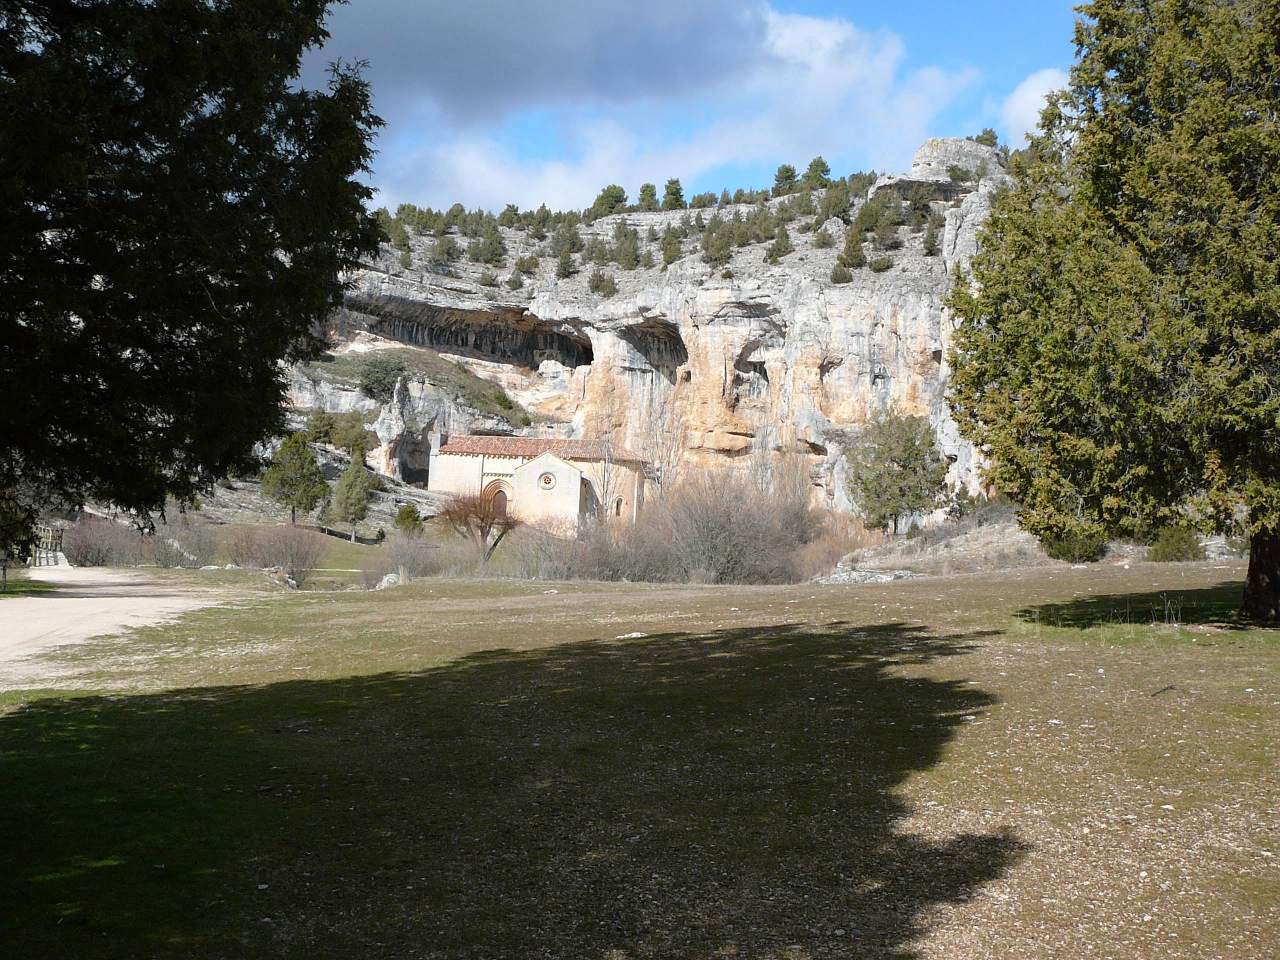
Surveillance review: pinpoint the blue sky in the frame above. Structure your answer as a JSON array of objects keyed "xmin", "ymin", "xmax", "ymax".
[{"xmin": 304, "ymin": 2, "xmax": 1079, "ymax": 211}]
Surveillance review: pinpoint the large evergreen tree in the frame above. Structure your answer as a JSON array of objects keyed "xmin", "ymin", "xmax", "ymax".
[
  {"xmin": 846, "ymin": 408, "xmax": 948, "ymax": 536},
  {"xmin": 261, "ymin": 433, "xmax": 328, "ymax": 525},
  {"xmin": 662, "ymin": 179, "xmax": 686, "ymax": 211},
  {"xmin": 0, "ymin": 0, "xmax": 381, "ymax": 547},
  {"xmin": 948, "ymin": 0, "xmax": 1280, "ymax": 619},
  {"xmin": 324, "ymin": 448, "xmax": 373, "ymax": 542}
]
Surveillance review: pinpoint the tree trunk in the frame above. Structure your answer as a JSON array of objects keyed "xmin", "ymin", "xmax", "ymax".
[
  {"xmin": 350, "ymin": 525, "xmax": 357, "ymax": 543},
  {"xmin": 290, "ymin": 505, "xmax": 296, "ymax": 525},
  {"xmin": 1243, "ymin": 528, "xmax": 1280, "ymax": 622}
]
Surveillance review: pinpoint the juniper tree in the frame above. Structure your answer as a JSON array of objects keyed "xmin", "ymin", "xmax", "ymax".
[
  {"xmin": 589, "ymin": 184, "xmax": 627, "ymax": 220},
  {"xmin": 261, "ymin": 433, "xmax": 328, "ymax": 525},
  {"xmin": 948, "ymin": 0, "xmax": 1280, "ymax": 620},
  {"xmin": 662, "ymin": 179, "xmax": 686, "ymax": 210},
  {"xmin": 324, "ymin": 449, "xmax": 373, "ymax": 542},
  {"xmin": 765, "ymin": 226, "xmax": 794, "ymax": 263},
  {"xmin": 637, "ymin": 183, "xmax": 659, "ymax": 212},
  {"xmin": 803, "ymin": 156, "xmax": 832, "ymax": 190},
  {"xmin": 0, "ymin": 0, "xmax": 381, "ymax": 544},
  {"xmin": 846, "ymin": 409, "xmax": 948, "ymax": 537}
]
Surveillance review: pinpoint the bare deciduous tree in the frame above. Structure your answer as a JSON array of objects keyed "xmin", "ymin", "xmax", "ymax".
[{"xmin": 438, "ymin": 495, "xmax": 520, "ymax": 564}]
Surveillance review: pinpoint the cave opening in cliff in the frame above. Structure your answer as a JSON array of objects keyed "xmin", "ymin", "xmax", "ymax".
[
  {"xmin": 620, "ymin": 321, "xmax": 688, "ymax": 384},
  {"xmin": 345, "ymin": 295, "xmax": 594, "ymax": 371}
]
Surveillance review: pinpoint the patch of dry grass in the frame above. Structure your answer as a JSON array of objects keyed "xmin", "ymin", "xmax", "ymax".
[{"xmin": 1, "ymin": 561, "xmax": 1275, "ymax": 958}]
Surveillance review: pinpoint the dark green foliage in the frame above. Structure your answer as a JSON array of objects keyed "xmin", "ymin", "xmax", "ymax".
[
  {"xmin": 947, "ymin": 165, "xmax": 976, "ymax": 183},
  {"xmin": 923, "ymin": 210, "xmax": 945, "ymax": 256},
  {"xmin": 388, "ymin": 219, "xmax": 411, "ymax": 252},
  {"xmin": 874, "ymin": 198, "xmax": 904, "ymax": 249},
  {"xmin": 324, "ymin": 453, "xmax": 373, "ymax": 540},
  {"xmin": 430, "ymin": 235, "xmax": 462, "ymax": 264},
  {"xmin": 329, "ymin": 412, "xmax": 376, "ymax": 455},
  {"xmin": 550, "ymin": 221, "xmax": 584, "ymax": 257},
  {"xmin": 830, "ymin": 263, "xmax": 853, "ymax": 284},
  {"xmin": 700, "ymin": 219, "xmax": 733, "ymax": 266},
  {"xmin": 970, "ymin": 128, "xmax": 999, "ymax": 148},
  {"xmin": 588, "ymin": 269, "xmax": 618, "ymax": 298},
  {"xmin": 305, "ymin": 409, "xmax": 336, "ymax": 445},
  {"xmin": 813, "ymin": 227, "xmax": 834, "ymax": 249},
  {"xmin": 721, "ymin": 269, "xmax": 734, "ymax": 280},
  {"xmin": 0, "ymin": 1, "xmax": 382, "ymax": 534},
  {"xmin": 612, "ymin": 221, "xmax": 640, "ymax": 270},
  {"xmin": 803, "ymin": 156, "xmax": 831, "ymax": 189},
  {"xmin": 1041, "ymin": 530, "xmax": 1107, "ymax": 563},
  {"xmin": 584, "ymin": 237, "xmax": 611, "ymax": 265},
  {"xmin": 869, "ymin": 256, "xmax": 894, "ymax": 273},
  {"xmin": 478, "ymin": 269, "xmax": 499, "ymax": 287},
  {"xmin": 846, "ymin": 171, "xmax": 877, "ymax": 196},
  {"xmin": 846, "ymin": 408, "xmax": 949, "ymax": 535},
  {"xmin": 1148, "ymin": 527, "xmax": 1206, "ymax": 563},
  {"xmin": 765, "ymin": 226, "xmax": 794, "ymax": 263},
  {"xmin": 662, "ymin": 226, "xmax": 685, "ymax": 266},
  {"xmin": 719, "ymin": 189, "xmax": 732, "ymax": 207},
  {"xmin": 662, "ymin": 178, "xmax": 686, "ymax": 210},
  {"xmin": 637, "ymin": 183, "xmax": 659, "ymax": 212},
  {"xmin": 394, "ymin": 504, "xmax": 424, "ymax": 535},
  {"xmin": 640, "ymin": 248, "xmax": 656, "ymax": 269},
  {"xmin": 468, "ymin": 221, "xmax": 507, "ymax": 265},
  {"xmin": 505, "ymin": 272, "xmax": 524, "ymax": 290},
  {"xmin": 358, "ymin": 354, "xmax": 407, "ymax": 402},
  {"xmin": 398, "ymin": 250, "xmax": 412, "ymax": 270},
  {"xmin": 498, "ymin": 204, "xmax": 520, "ymax": 227},
  {"xmin": 689, "ymin": 192, "xmax": 717, "ymax": 209},
  {"xmin": 947, "ymin": 0, "xmax": 1280, "ymax": 617},
  {"xmin": 555, "ymin": 250, "xmax": 576, "ymax": 279},
  {"xmin": 261, "ymin": 433, "xmax": 327, "ymax": 524},
  {"xmin": 773, "ymin": 164, "xmax": 799, "ymax": 197},
  {"xmin": 514, "ymin": 254, "xmax": 539, "ymax": 274},
  {"xmin": 793, "ymin": 190, "xmax": 815, "ymax": 217},
  {"xmin": 818, "ymin": 179, "xmax": 852, "ymax": 222},
  {"xmin": 645, "ymin": 225, "xmax": 658, "ymax": 242},
  {"xmin": 837, "ymin": 227, "xmax": 866, "ymax": 269},
  {"xmin": 589, "ymin": 184, "xmax": 628, "ymax": 220}
]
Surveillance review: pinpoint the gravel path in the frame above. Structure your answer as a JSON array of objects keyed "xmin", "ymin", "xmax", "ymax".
[{"xmin": 0, "ymin": 566, "xmax": 227, "ymax": 688}]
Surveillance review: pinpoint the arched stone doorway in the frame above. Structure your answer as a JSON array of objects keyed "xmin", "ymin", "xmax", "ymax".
[{"xmin": 481, "ymin": 479, "xmax": 512, "ymax": 517}]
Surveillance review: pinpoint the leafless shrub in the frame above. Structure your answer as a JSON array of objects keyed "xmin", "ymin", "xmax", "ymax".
[
  {"xmin": 360, "ymin": 553, "xmax": 396, "ymax": 589},
  {"xmin": 63, "ymin": 516, "xmax": 150, "ymax": 566},
  {"xmin": 255, "ymin": 526, "xmax": 326, "ymax": 586},
  {"xmin": 791, "ymin": 513, "xmax": 880, "ymax": 580},
  {"xmin": 154, "ymin": 520, "xmax": 217, "ymax": 568},
  {"xmin": 224, "ymin": 526, "xmax": 268, "ymax": 568},
  {"xmin": 386, "ymin": 533, "xmax": 438, "ymax": 582},
  {"xmin": 508, "ymin": 460, "xmax": 825, "ymax": 585}
]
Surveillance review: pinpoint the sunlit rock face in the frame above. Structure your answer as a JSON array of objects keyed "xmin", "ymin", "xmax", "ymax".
[{"xmin": 301, "ymin": 138, "xmax": 1009, "ymax": 510}]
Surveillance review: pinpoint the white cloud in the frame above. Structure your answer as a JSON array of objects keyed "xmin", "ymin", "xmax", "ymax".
[
  {"xmin": 1000, "ymin": 68, "xmax": 1068, "ymax": 145},
  {"xmin": 372, "ymin": 6, "xmax": 978, "ymax": 210}
]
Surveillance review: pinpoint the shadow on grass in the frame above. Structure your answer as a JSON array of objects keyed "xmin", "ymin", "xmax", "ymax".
[
  {"xmin": 1017, "ymin": 580, "xmax": 1247, "ymax": 630},
  {"xmin": 0, "ymin": 621, "xmax": 1026, "ymax": 959}
]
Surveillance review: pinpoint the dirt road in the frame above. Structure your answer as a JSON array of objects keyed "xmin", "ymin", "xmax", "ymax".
[{"xmin": 0, "ymin": 566, "xmax": 227, "ymax": 688}]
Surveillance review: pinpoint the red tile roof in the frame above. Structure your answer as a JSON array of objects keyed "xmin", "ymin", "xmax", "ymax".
[{"xmin": 437, "ymin": 435, "xmax": 644, "ymax": 463}]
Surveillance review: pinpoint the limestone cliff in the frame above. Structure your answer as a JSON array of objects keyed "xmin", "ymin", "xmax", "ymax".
[{"xmin": 292, "ymin": 138, "xmax": 1008, "ymax": 512}]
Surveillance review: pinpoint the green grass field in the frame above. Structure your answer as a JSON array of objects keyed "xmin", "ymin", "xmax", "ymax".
[{"xmin": 1, "ymin": 561, "xmax": 1276, "ymax": 958}]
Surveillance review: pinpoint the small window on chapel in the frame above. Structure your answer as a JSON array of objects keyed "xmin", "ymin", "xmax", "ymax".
[{"xmin": 614, "ymin": 498, "xmax": 623, "ymax": 517}]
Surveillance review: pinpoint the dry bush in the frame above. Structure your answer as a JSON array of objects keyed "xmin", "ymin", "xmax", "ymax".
[
  {"xmin": 63, "ymin": 516, "xmax": 150, "ymax": 566},
  {"xmin": 791, "ymin": 513, "xmax": 880, "ymax": 580},
  {"xmin": 154, "ymin": 520, "xmax": 217, "ymax": 568},
  {"xmin": 387, "ymin": 533, "xmax": 438, "ymax": 581},
  {"xmin": 360, "ymin": 552, "xmax": 396, "ymax": 589},
  {"xmin": 252, "ymin": 526, "xmax": 326, "ymax": 586},
  {"xmin": 526, "ymin": 461, "xmax": 827, "ymax": 585},
  {"xmin": 224, "ymin": 526, "xmax": 268, "ymax": 568},
  {"xmin": 499, "ymin": 526, "xmax": 579, "ymax": 580}
]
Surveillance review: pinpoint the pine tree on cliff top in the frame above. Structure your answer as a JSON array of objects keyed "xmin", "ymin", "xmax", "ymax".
[{"xmin": 948, "ymin": 0, "xmax": 1280, "ymax": 620}]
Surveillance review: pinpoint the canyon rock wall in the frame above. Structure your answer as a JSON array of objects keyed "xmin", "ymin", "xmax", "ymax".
[{"xmin": 295, "ymin": 138, "xmax": 1008, "ymax": 513}]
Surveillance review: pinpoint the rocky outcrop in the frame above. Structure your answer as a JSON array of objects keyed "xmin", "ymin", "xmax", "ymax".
[{"xmin": 298, "ymin": 138, "xmax": 1009, "ymax": 513}]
